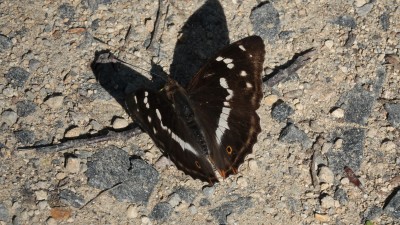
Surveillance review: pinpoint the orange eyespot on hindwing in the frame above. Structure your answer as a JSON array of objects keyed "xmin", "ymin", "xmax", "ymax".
[
  {"xmin": 226, "ymin": 145, "xmax": 233, "ymax": 155},
  {"xmin": 195, "ymin": 161, "xmax": 201, "ymax": 168}
]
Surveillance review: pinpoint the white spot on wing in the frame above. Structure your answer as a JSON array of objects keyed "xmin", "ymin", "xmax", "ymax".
[
  {"xmin": 227, "ymin": 63, "xmax": 234, "ymax": 69},
  {"xmin": 133, "ymin": 96, "xmax": 137, "ymax": 103},
  {"xmin": 240, "ymin": 70, "xmax": 248, "ymax": 77},
  {"xmin": 156, "ymin": 109, "xmax": 162, "ymax": 120},
  {"xmin": 215, "ymin": 107, "xmax": 231, "ymax": 145},
  {"xmin": 239, "ymin": 45, "xmax": 246, "ymax": 51},
  {"xmin": 171, "ymin": 132, "xmax": 198, "ymax": 156},
  {"xmin": 224, "ymin": 101, "xmax": 230, "ymax": 107},
  {"xmin": 145, "ymin": 103, "xmax": 150, "ymax": 108},
  {"xmin": 144, "ymin": 97, "xmax": 148, "ymax": 104},
  {"xmin": 153, "ymin": 127, "xmax": 157, "ymax": 133},
  {"xmin": 216, "ymin": 56, "xmax": 224, "ymax": 61},
  {"xmin": 226, "ymin": 89, "xmax": 233, "ymax": 100},
  {"xmin": 246, "ymin": 82, "xmax": 253, "ymax": 88},
  {"xmin": 223, "ymin": 58, "xmax": 233, "ymax": 64},
  {"xmin": 148, "ymin": 116, "xmax": 152, "ymax": 123},
  {"xmin": 144, "ymin": 91, "xmax": 148, "ymax": 97},
  {"xmin": 220, "ymin": 78, "xmax": 228, "ymax": 89}
]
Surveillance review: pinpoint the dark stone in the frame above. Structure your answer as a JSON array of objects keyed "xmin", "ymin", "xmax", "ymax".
[
  {"xmin": 0, "ymin": 34, "xmax": 12, "ymax": 51},
  {"xmin": 16, "ymin": 100, "xmax": 37, "ymax": 117},
  {"xmin": 380, "ymin": 12, "xmax": 390, "ymax": 31},
  {"xmin": 28, "ymin": 59, "xmax": 40, "ymax": 71},
  {"xmin": 363, "ymin": 205, "xmax": 383, "ymax": 222},
  {"xmin": 383, "ymin": 189, "xmax": 400, "ymax": 219},
  {"xmin": 199, "ymin": 198, "xmax": 211, "ymax": 206},
  {"xmin": 173, "ymin": 187, "xmax": 196, "ymax": 203},
  {"xmin": 287, "ymin": 197, "xmax": 301, "ymax": 212},
  {"xmin": 0, "ymin": 202, "xmax": 9, "ymax": 222},
  {"xmin": 332, "ymin": 15, "xmax": 357, "ymax": 29},
  {"xmin": 150, "ymin": 202, "xmax": 172, "ymax": 221},
  {"xmin": 58, "ymin": 3, "xmax": 75, "ymax": 19},
  {"xmin": 384, "ymin": 103, "xmax": 400, "ymax": 128},
  {"xmin": 81, "ymin": 0, "xmax": 113, "ymax": 11},
  {"xmin": 327, "ymin": 128, "xmax": 365, "ymax": 174},
  {"xmin": 91, "ymin": 19, "xmax": 100, "ymax": 30},
  {"xmin": 250, "ymin": 2, "xmax": 280, "ymax": 42},
  {"xmin": 373, "ymin": 67, "xmax": 386, "ymax": 96},
  {"xmin": 279, "ymin": 31, "xmax": 294, "ymax": 40},
  {"xmin": 271, "ymin": 101, "xmax": 294, "ymax": 122},
  {"xmin": 14, "ymin": 129, "xmax": 35, "ymax": 145},
  {"xmin": 59, "ymin": 189, "xmax": 85, "ymax": 208},
  {"xmin": 5, "ymin": 67, "xmax": 30, "ymax": 88},
  {"xmin": 334, "ymin": 188, "xmax": 348, "ymax": 205},
  {"xmin": 86, "ymin": 146, "xmax": 130, "ymax": 189},
  {"xmin": 209, "ymin": 197, "xmax": 252, "ymax": 224},
  {"xmin": 110, "ymin": 158, "xmax": 159, "ymax": 204},
  {"xmin": 279, "ymin": 123, "xmax": 310, "ymax": 148},
  {"xmin": 342, "ymin": 86, "xmax": 375, "ymax": 125}
]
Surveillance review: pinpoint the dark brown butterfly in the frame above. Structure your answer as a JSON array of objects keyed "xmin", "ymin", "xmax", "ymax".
[{"xmin": 125, "ymin": 36, "xmax": 265, "ymax": 184}]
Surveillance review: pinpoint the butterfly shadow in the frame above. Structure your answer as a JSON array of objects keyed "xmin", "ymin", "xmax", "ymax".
[{"xmin": 91, "ymin": 0, "xmax": 230, "ymax": 112}]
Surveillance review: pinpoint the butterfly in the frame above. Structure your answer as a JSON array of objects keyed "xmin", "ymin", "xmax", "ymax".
[{"xmin": 125, "ymin": 36, "xmax": 265, "ymax": 184}]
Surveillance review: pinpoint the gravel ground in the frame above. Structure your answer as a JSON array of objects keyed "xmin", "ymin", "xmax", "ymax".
[{"xmin": 1, "ymin": 0, "xmax": 399, "ymax": 224}]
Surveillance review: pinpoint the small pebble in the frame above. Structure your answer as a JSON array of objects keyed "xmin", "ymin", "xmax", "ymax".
[
  {"xmin": 45, "ymin": 96, "xmax": 64, "ymax": 109},
  {"xmin": 320, "ymin": 195, "xmax": 335, "ymax": 208},
  {"xmin": 188, "ymin": 205, "xmax": 197, "ymax": 215},
  {"xmin": 55, "ymin": 172, "xmax": 67, "ymax": 180},
  {"xmin": 354, "ymin": 0, "xmax": 367, "ymax": 7},
  {"xmin": 325, "ymin": 40, "xmax": 334, "ymax": 49},
  {"xmin": 154, "ymin": 156, "xmax": 173, "ymax": 170},
  {"xmin": 1, "ymin": 110, "xmax": 18, "ymax": 125},
  {"xmin": 64, "ymin": 127, "xmax": 82, "ymax": 138},
  {"xmin": 264, "ymin": 95, "xmax": 279, "ymax": 106},
  {"xmin": 314, "ymin": 213, "xmax": 330, "ymax": 222},
  {"xmin": 248, "ymin": 159, "xmax": 259, "ymax": 171},
  {"xmin": 112, "ymin": 117, "xmax": 129, "ymax": 129},
  {"xmin": 46, "ymin": 217, "xmax": 57, "ymax": 225},
  {"xmin": 126, "ymin": 205, "xmax": 139, "ymax": 219},
  {"xmin": 334, "ymin": 138, "xmax": 343, "ymax": 149},
  {"xmin": 65, "ymin": 158, "xmax": 80, "ymax": 173},
  {"xmin": 381, "ymin": 141, "xmax": 396, "ymax": 152},
  {"xmin": 202, "ymin": 186, "xmax": 215, "ymax": 197},
  {"xmin": 318, "ymin": 166, "xmax": 335, "ymax": 184},
  {"xmin": 37, "ymin": 201, "xmax": 48, "ymax": 210},
  {"xmin": 168, "ymin": 193, "xmax": 181, "ymax": 207},
  {"xmin": 141, "ymin": 216, "xmax": 150, "ymax": 224},
  {"xmin": 237, "ymin": 176, "xmax": 248, "ymax": 188},
  {"xmin": 331, "ymin": 108, "xmax": 344, "ymax": 118},
  {"xmin": 35, "ymin": 190, "xmax": 48, "ymax": 201},
  {"xmin": 341, "ymin": 177, "xmax": 350, "ymax": 185}
]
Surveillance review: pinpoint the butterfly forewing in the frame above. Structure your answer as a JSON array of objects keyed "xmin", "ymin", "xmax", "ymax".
[
  {"xmin": 125, "ymin": 90, "xmax": 218, "ymax": 183},
  {"xmin": 187, "ymin": 36, "xmax": 265, "ymax": 177}
]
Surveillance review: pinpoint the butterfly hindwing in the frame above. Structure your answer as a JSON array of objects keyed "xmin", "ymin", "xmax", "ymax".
[
  {"xmin": 125, "ymin": 90, "xmax": 218, "ymax": 183},
  {"xmin": 187, "ymin": 36, "xmax": 265, "ymax": 177}
]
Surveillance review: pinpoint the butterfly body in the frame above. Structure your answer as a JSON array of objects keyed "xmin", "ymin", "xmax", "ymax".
[{"xmin": 126, "ymin": 36, "xmax": 265, "ymax": 184}]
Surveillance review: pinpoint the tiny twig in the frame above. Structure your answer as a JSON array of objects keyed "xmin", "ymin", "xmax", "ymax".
[
  {"xmin": 79, "ymin": 182, "xmax": 123, "ymax": 210},
  {"xmin": 265, "ymin": 48, "xmax": 316, "ymax": 87},
  {"xmin": 17, "ymin": 127, "xmax": 143, "ymax": 153}
]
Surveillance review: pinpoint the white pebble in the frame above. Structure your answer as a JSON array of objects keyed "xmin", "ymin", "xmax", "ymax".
[
  {"xmin": 112, "ymin": 117, "xmax": 129, "ymax": 129},
  {"xmin": 325, "ymin": 40, "xmax": 334, "ymax": 49},
  {"xmin": 64, "ymin": 127, "xmax": 82, "ymax": 138},
  {"xmin": 320, "ymin": 195, "xmax": 335, "ymax": 208},
  {"xmin": 45, "ymin": 96, "xmax": 64, "ymax": 109},
  {"xmin": 168, "ymin": 193, "xmax": 181, "ymax": 207},
  {"xmin": 126, "ymin": 205, "xmax": 139, "ymax": 218},
  {"xmin": 318, "ymin": 166, "xmax": 335, "ymax": 184},
  {"xmin": 1, "ymin": 110, "xmax": 17, "ymax": 125},
  {"xmin": 65, "ymin": 158, "xmax": 81, "ymax": 173},
  {"xmin": 35, "ymin": 190, "xmax": 48, "ymax": 201},
  {"xmin": 248, "ymin": 159, "xmax": 259, "ymax": 171},
  {"xmin": 330, "ymin": 108, "xmax": 344, "ymax": 118}
]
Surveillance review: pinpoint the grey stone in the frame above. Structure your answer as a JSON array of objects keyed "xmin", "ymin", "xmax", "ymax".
[
  {"xmin": 110, "ymin": 158, "xmax": 159, "ymax": 204},
  {"xmin": 287, "ymin": 197, "xmax": 301, "ymax": 212},
  {"xmin": 14, "ymin": 129, "xmax": 35, "ymax": 145},
  {"xmin": 383, "ymin": 189, "xmax": 400, "ymax": 219},
  {"xmin": 250, "ymin": 2, "xmax": 280, "ymax": 42},
  {"xmin": 271, "ymin": 101, "xmax": 294, "ymax": 122},
  {"xmin": 173, "ymin": 187, "xmax": 196, "ymax": 203},
  {"xmin": 0, "ymin": 34, "xmax": 12, "ymax": 51},
  {"xmin": 384, "ymin": 103, "xmax": 400, "ymax": 128},
  {"xmin": 59, "ymin": 189, "xmax": 85, "ymax": 208},
  {"xmin": 28, "ymin": 59, "xmax": 40, "ymax": 71},
  {"xmin": 380, "ymin": 12, "xmax": 390, "ymax": 31},
  {"xmin": 58, "ymin": 3, "xmax": 75, "ymax": 19},
  {"xmin": 332, "ymin": 15, "xmax": 357, "ymax": 29},
  {"xmin": 210, "ymin": 197, "xmax": 252, "ymax": 224},
  {"xmin": 1, "ymin": 110, "xmax": 17, "ymax": 125},
  {"xmin": 327, "ymin": 128, "xmax": 365, "ymax": 174},
  {"xmin": 0, "ymin": 202, "xmax": 9, "ymax": 222},
  {"xmin": 199, "ymin": 198, "xmax": 211, "ymax": 206},
  {"xmin": 16, "ymin": 100, "xmax": 37, "ymax": 117},
  {"xmin": 82, "ymin": 0, "xmax": 113, "ymax": 11},
  {"xmin": 86, "ymin": 146, "xmax": 130, "ymax": 189},
  {"xmin": 5, "ymin": 67, "xmax": 30, "ymax": 88},
  {"xmin": 279, "ymin": 123, "xmax": 311, "ymax": 148},
  {"xmin": 202, "ymin": 185, "xmax": 215, "ymax": 197},
  {"xmin": 334, "ymin": 188, "xmax": 348, "ymax": 205},
  {"xmin": 150, "ymin": 202, "xmax": 172, "ymax": 222},
  {"xmin": 363, "ymin": 205, "xmax": 383, "ymax": 222},
  {"xmin": 342, "ymin": 86, "xmax": 374, "ymax": 125},
  {"xmin": 373, "ymin": 67, "xmax": 386, "ymax": 96},
  {"xmin": 356, "ymin": 3, "xmax": 374, "ymax": 16}
]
